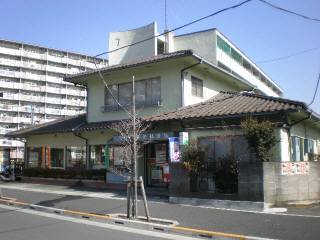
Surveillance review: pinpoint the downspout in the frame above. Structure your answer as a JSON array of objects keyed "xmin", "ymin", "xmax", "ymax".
[
  {"xmin": 74, "ymin": 133, "xmax": 90, "ymax": 170},
  {"xmin": 180, "ymin": 59, "xmax": 203, "ymax": 107}
]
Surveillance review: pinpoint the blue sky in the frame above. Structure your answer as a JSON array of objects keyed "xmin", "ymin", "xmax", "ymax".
[{"xmin": 1, "ymin": 0, "xmax": 319, "ymax": 112}]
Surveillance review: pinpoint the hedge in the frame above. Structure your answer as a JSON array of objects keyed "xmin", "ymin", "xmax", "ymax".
[{"xmin": 22, "ymin": 168, "xmax": 107, "ymax": 181}]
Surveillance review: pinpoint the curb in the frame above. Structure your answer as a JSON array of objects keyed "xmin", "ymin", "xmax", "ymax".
[{"xmin": 0, "ymin": 196, "xmax": 249, "ymax": 239}]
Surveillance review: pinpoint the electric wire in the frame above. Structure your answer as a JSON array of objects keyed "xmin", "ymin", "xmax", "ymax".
[
  {"xmin": 308, "ymin": 72, "xmax": 320, "ymax": 107},
  {"xmin": 94, "ymin": 0, "xmax": 253, "ymax": 57},
  {"xmin": 257, "ymin": 47, "xmax": 320, "ymax": 64},
  {"xmin": 258, "ymin": 0, "xmax": 320, "ymax": 22},
  {"xmin": 92, "ymin": 0, "xmax": 254, "ymax": 114}
]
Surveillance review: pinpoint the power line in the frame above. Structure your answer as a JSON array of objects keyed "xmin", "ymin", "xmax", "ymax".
[
  {"xmin": 258, "ymin": 0, "xmax": 320, "ymax": 22},
  {"xmin": 257, "ymin": 47, "xmax": 320, "ymax": 64},
  {"xmin": 308, "ymin": 71, "xmax": 320, "ymax": 107},
  {"xmin": 92, "ymin": 0, "xmax": 254, "ymax": 114},
  {"xmin": 94, "ymin": 0, "xmax": 253, "ymax": 57}
]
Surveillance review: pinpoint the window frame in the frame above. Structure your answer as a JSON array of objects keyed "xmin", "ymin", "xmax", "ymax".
[
  {"xmin": 104, "ymin": 77, "xmax": 161, "ymax": 112},
  {"xmin": 191, "ymin": 76, "xmax": 204, "ymax": 98}
]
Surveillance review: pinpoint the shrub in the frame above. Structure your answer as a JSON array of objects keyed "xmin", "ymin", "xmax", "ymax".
[
  {"xmin": 22, "ymin": 168, "xmax": 107, "ymax": 180},
  {"xmin": 215, "ymin": 157, "xmax": 238, "ymax": 194},
  {"xmin": 241, "ymin": 118, "xmax": 278, "ymax": 162},
  {"xmin": 181, "ymin": 140, "xmax": 204, "ymax": 177}
]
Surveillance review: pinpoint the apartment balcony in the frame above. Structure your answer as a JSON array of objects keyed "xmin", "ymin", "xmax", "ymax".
[
  {"xmin": 46, "ymin": 75, "xmax": 64, "ymax": 84},
  {"xmin": 0, "ymin": 104, "xmax": 19, "ymax": 112},
  {"xmin": 0, "ymin": 46, "xmax": 21, "ymax": 56},
  {"xmin": 85, "ymin": 61, "xmax": 106, "ymax": 69},
  {"xmin": 0, "ymin": 81, "xmax": 19, "ymax": 89},
  {"xmin": 20, "ymin": 83, "xmax": 45, "ymax": 92},
  {"xmin": 47, "ymin": 54, "xmax": 67, "ymax": 64},
  {"xmin": 22, "ymin": 50, "xmax": 46, "ymax": 60},
  {"xmin": 46, "ymin": 97, "xmax": 65, "ymax": 105},
  {"xmin": 46, "ymin": 108, "xmax": 61, "ymax": 115},
  {"xmin": 0, "ymin": 58, "xmax": 20, "ymax": 67},
  {"xmin": 67, "ymin": 99, "xmax": 86, "ymax": 107},
  {"xmin": 46, "ymin": 86, "xmax": 66, "ymax": 95},
  {"xmin": 21, "ymin": 61, "xmax": 46, "ymax": 71},
  {"xmin": 0, "ymin": 69, "xmax": 19, "ymax": 78},
  {"xmin": 66, "ymin": 88, "xmax": 86, "ymax": 97},
  {"xmin": 20, "ymin": 94, "xmax": 45, "ymax": 103},
  {"xmin": 63, "ymin": 109, "xmax": 84, "ymax": 116},
  {"xmin": 0, "ymin": 116, "xmax": 18, "ymax": 123},
  {"xmin": 20, "ymin": 72, "xmax": 45, "ymax": 81},
  {"xmin": 19, "ymin": 106, "xmax": 45, "ymax": 114},
  {"xmin": 46, "ymin": 65, "xmax": 67, "ymax": 74},
  {"xmin": 67, "ymin": 58, "xmax": 83, "ymax": 66},
  {"xmin": 2, "ymin": 94, "xmax": 19, "ymax": 101},
  {"xmin": 0, "ymin": 128, "xmax": 17, "ymax": 135},
  {"xmin": 19, "ymin": 117, "xmax": 32, "ymax": 124}
]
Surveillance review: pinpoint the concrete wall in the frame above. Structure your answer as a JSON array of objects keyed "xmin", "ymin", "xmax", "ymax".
[
  {"xmin": 174, "ymin": 29, "xmax": 217, "ymax": 65},
  {"xmin": 263, "ymin": 162, "xmax": 320, "ymax": 205},
  {"xmin": 108, "ymin": 22, "xmax": 157, "ymax": 65}
]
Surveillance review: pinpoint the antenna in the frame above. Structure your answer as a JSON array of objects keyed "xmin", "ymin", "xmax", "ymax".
[{"xmin": 165, "ymin": 0, "xmax": 168, "ymax": 30}]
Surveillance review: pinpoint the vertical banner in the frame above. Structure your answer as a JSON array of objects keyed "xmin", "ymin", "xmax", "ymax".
[
  {"xmin": 169, "ymin": 137, "xmax": 180, "ymax": 163},
  {"xmin": 179, "ymin": 132, "xmax": 189, "ymax": 146},
  {"xmin": 104, "ymin": 145, "xmax": 110, "ymax": 169}
]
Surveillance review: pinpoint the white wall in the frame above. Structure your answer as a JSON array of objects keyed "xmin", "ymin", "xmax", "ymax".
[
  {"xmin": 183, "ymin": 66, "xmax": 243, "ymax": 106},
  {"xmin": 108, "ymin": 22, "xmax": 157, "ymax": 66},
  {"xmin": 174, "ymin": 29, "xmax": 217, "ymax": 65}
]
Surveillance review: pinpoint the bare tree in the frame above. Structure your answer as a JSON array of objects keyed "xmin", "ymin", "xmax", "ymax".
[{"xmin": 107, "ymin": 76, "xmax": 150, "ymax": 219}]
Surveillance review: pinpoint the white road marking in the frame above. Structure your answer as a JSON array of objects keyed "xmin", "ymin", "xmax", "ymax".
[{"xmin": 0, "ymin": 204, "xmax": 200, "ymax": 240}]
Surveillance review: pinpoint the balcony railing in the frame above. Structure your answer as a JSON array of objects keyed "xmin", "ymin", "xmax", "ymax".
[
  {"xmin": 0, "ymin": 46, "xmax": 21, "ymax": 56},
  {"xmin": 0, "ymin": 81, "xmax": 19, "ymax": 89},
  {"xmin": 20, "ymin": 95, "xmax": 45, "ymax": 102}
]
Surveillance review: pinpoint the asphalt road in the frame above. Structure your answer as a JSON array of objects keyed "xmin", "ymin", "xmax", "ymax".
[
  {"xmin": 0, "ymin": 205, "xmax": 170, "ymax": 240},
  {"xmin": 2, "ymin": 187, "xmax": 320, "ymax": 240}
]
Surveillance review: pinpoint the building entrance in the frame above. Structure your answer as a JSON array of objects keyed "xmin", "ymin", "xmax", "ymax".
[{"xmin": 145, "ymin": 142, "xmax": 169, "ymax": 187}]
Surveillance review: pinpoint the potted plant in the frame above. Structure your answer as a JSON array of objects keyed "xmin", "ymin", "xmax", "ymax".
[{"xmin": 181, "ymin": 140, "xmax": 204, "ymax": 192}]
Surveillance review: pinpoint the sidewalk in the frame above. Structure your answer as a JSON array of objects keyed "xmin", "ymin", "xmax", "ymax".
[
  {"xmin": 0, "ymin": 181, "xmax": 168, "ymax": 201},
  {"xmin": 1, "ymin": 181, "xmax": 320, "ymax": 240}
]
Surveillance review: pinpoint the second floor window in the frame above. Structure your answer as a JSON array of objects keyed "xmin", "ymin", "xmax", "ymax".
[
  {"xmin": 104, "ymin": 77, "xmax": 161, "ymax": 111},
  {"xmin": 191, "ymin": 76, "xmax": 203, "ymax": 98}
]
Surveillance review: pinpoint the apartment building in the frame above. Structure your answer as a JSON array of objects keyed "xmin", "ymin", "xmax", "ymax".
[
  {"xmin": 108, "ymin": 22, "xmax": 282, "ymax": 98},
  {"xmin": 0, "ymin": 39, "xmax": 107, "ymax": 165}
]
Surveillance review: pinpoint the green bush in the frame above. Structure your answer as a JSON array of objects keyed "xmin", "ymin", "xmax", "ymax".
[
  {"xmin": 215, "ymin": 157, "xmax": 238, "ymax": 194},
  {"xmin": 22, "ymin": 168, "xmax": 107, "ymax": 180},
  {"xmin": 241, "ymin": 118, "xmax": 278, "ymax": 162}
]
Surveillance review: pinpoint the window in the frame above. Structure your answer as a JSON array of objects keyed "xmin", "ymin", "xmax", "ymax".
[
  {"xmin": 50, "ymin": 148, "xmax": 64, "ymax": 168},
  {"xmin": 104, "ymin": 85, "xmax": 118, "ymax": 111},
  {"xmin": 231, "ymin": 48, "xmax": 242, "ymax": 64},
  {"xmin": 66, "ymin": 146, "xmax": 86, "ymax": 168},
  {"xmin": 28, "ymin": 147, "xmax": 43, "ymax": 168},
  {"xmin": 191, "ymin": 76, "xmax": 203, "ymax": 97},
  {"xmin": 217, "ymin": 36, "xmax": 231, "ymax": 55},
  {"xmin": 291, "ymin": 136, "xmax": 303, "ymax": 161},
  {"xmin": 90, "ymin": 145, "xmax": 106, "ymax": 169},
  {"xmin": 104, "ymin": 77, "xmax": 161, "ymax": 111}
]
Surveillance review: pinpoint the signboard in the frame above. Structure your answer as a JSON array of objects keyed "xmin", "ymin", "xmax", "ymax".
[
  {"xmin": 179, "ymin": 132, "xmax": 189, "ymax": 145},
  {"xmin": 169, "ymin": 137, "xmax": 180, "ymax": 163},
  {"xmin": 281, "ymin": 162, "xmax": 309, "ymax": 175}
]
